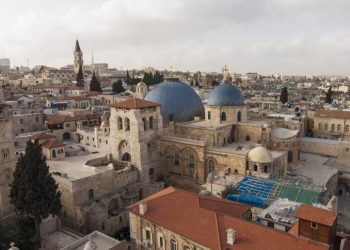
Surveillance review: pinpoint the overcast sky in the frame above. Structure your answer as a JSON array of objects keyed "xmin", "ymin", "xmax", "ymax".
[{"xmin": 1, "ymin": 0, "xmax": 350, "ymax": 75}]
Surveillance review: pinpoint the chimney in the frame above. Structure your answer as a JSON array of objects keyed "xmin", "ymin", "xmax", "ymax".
[
  {"xmin": 227, "ymin": 228, "xmax": 236, "ymax": 246},
  {"xmin": 139, "ymin": 202, "xmax": 147, "ymax": 215}
]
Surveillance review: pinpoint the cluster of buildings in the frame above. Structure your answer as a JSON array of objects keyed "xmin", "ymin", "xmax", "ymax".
[{"xmin": 0, "ymin": 41, "xmax": 350, "ymax": 249}]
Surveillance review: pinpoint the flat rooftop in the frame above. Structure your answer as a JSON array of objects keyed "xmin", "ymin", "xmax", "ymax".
[{"xmin": 48, "ymin": 145, "xmax": 111, "ymax": 181}]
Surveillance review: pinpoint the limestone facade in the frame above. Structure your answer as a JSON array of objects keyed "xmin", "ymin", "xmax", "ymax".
[{"xmin": 0, "ymin": 102, "xmax": 16, "ymax": 224}]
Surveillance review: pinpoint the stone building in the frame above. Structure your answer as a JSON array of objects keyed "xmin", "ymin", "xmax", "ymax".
[
  {"xmin": 129, "ymin": 187, "xmax": 335, "ymax": 250},
  {"xmin": 312, "ymin": 110, "xmax": 350, "ymax": 140},
  {"xmin": 0, "ymin": 91, "xmax": 16, "ymax": 224}
]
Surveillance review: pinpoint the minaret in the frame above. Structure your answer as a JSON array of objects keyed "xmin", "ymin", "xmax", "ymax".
[{"xmin": 74, "ymin": 40, "xmax": 83, "ymax": 74}]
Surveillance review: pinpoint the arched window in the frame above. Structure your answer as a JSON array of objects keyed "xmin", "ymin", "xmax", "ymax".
[
  {"xmin": 117, "ymin": 117, "xmax": 123, "ymax": 130},
  {"xmin": 288, "ymin": 151, "xmax": 293, "ymax": 163},
  {"xmin": 246, "ymin": 135, "xmax": 251, "ymax": 141},
  {"xmin": 108, "ymin": 199, "xmax": 119, "ymax": 217},
  {"xmin": 52, "ymin": 149, "xmax": 56, "ymax": 158},
  {"xmin": 253, "ymin": 165, "xmax": 258, "ymax": 171},
  {"xmin": 88, "ymin": 189, "xmax": 94, "ymax": 200},
  {"xmin": 318, "ymin": 123, "xmax": 322, "ymax": 130},
  {"xmin": 234, "ymin": 169, "xmax": 238, "ymax": 175},
  {"xmin": 121, "ymin": 152, "xmax": 131, "ymax": 162},
  {"xmin": 264, "ymin": 165, "xmax": 268, "ymax": 173},
  {"xmin": 221, "ymin": 112, "xmax": 226, "ymax": 121},
  {"xmin": 325, "ymin": 124, "xmax": 329, "ymax": 130},
  {"xmin": 125, "ymin": 118, "xmax": 130, "ymax": 130},
  {"xmin": 142, "ymin": 118, "xmax": 147, "ymax": 131},
  {"xmin": 237, "ymin": 111, "xmax": 242, "ymax": 122},
  {"xmin": 337, "ymin": 124, "xmax": 341, "ymax": 131},
  {"xmin": 188, "ymin": 156, "xmax": 195, "ymax": 168},
  {"xmin": 170, "ymin": 239, "xmax": 177, "ymax": 250},
  {"xmin": 149, "ymin": 116, "xmax": 154, "ymax": 129},
  {"xmin": 208, "ymin": 159, "xmax": 215, "ymax": 173},
  {"xmin": 346, "ymin": 125, "xmax": 349, "ymax": 132},
  {"xmin": 331, "ymin": 124, "xmax": 335, "ymax": 132},
  {"xmin": 174, "ymin": 153, "xmax": 180, "ymax": 166},
  {"xmin": 207, "ymin": 111, "xmax": 211, "ymax": 120}
]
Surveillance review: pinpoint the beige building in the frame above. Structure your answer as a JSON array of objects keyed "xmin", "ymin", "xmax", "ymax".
[
  {"xmin": 312, "ymin": 110, "xmax": 350, "ymax": 140},
  {"xmin": 129, "ymin": 187, "xmax": 334, "ymax": 250},
  {"xmin": 0, "ymin": 92, "xmax": 16, "ymax": 224}
]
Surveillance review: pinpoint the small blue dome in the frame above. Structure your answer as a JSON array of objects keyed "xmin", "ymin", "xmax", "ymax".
[
  {"xmin": 207, "ymin": 81, "xmax": 244, "ymax": 106},
  {"xmin": 145, "ymin": 79, "xmax": 204, "ymax": 122}
]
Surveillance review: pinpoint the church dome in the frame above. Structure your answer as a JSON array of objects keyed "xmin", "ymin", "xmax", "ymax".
[
  {"xmin": 207, "ymin": 81, "xmax": 244, "ymax": 106},
  {"xmin": 248, "ymin": 146, "xmax": 273, "ymax": 164},
  {"xmin": 136, "ymin": 81, "xmax": 147, "ymax": 88},
  {"xmin": 145, "ymin": 79, "xmax": 204, "ymax": 122}
]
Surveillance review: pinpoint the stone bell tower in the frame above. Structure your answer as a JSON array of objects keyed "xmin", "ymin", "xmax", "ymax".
[
  {"xmin": 0, "ymin": 90, "xmax": 16, "ymax": 224},
  {"xmin": 74, "ymin": 40, "xmax": 83, "ymax": 74}
]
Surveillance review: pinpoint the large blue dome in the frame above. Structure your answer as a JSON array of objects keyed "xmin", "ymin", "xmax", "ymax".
[
  {"xmin": 207, "ymin": 81, "xmax": 244, "ymax": 106},
  {"xmin": 145, "ymin": 79, "xmax": 204, "ymax": 122}
]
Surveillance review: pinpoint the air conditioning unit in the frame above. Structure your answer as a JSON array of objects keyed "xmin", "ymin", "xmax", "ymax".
[{"xmin": 142, "ymin": 240, "xmax": 151, "ymax": 248}]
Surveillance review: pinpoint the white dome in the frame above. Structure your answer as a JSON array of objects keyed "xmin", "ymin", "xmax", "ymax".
[{"xmin": 248, "ymin": 146, "xmax": 273, "ymax": 164}]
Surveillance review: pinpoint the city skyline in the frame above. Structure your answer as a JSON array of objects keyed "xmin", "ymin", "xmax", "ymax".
[{"xmin": 1, "ymin": 0, "xmax": 350, "ymax": 75}]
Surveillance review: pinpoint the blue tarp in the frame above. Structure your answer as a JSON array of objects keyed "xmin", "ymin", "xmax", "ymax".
[{"xmin": 227, "ymin": 194, "xmax": 265, "ymax": 207}]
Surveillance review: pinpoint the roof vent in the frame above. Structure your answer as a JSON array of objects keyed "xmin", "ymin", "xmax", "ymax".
[
  {"xmin": 139, "ymin": 202, "xmax": 147, "ymax": 215},
  {"xmin": 227, "ymin": 228, "xmax": 236, "ymax": 246}
]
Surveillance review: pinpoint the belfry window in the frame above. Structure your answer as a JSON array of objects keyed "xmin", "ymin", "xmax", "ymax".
[{"xmin": 221, "ymin": 112, "xmax": 226, "ymax": 121}]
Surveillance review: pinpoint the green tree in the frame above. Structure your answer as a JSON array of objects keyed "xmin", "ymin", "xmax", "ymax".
[
  {"xmin": 325, "ymin": 86, "xmax": 333, "ymax": 104},
  {"xmin": 9, "ymin": 140, "xmax": 61, "ymax": 249},
  {"xmin": 112, "ymin": 80, "xmax": 125, "ymax": 94},
  {"xmin": 76, "ymin": 65, "xmax": 84, "ymax": 87},
  {"xmin": 279, "ymin": 86, "xmax": 288, "ymax": 104},
  {"xmin": 89, "ymin": 72, "xmax": 102, "ymax": 92},
  {"xmin": 126, "ymin": 70, "xmax": 130, "ymax": 85}
]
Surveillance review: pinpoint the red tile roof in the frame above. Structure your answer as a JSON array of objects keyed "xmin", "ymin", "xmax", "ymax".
[
  {"xmin": 111, "ymin": 97, "xmax": 160, "ymax": 109},
  {"xmin": 296, "ymin": 204, "xmax": 336, "ymax": 226},
  {"xmin": 129, "ymin": 187, "xmax": 328, "ymax": 250},
  {"xmin": 41, "ymin": 140, "xmax": 65, "ymax": 149},
  {"xmin": 31, "ymin": 132, "xmax": 56, "ymax": 141}
]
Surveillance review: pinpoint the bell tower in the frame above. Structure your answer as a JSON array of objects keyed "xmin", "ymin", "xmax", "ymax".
[
  {"xmin": 74, "ymin": 40, "xmax": 83, "ymax": 74},
  {"xmin": 0, "ymin": 90, "xmax": 16, "ymax": 223}
]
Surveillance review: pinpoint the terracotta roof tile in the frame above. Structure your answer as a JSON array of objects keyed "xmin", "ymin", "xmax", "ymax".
[
  {"xmin": 129, "ymin": 187, "xmax": 329, "ymax": 250},
  {"xmin": 296, "ymin": 204, "xmax": 336, "ymax": 226},
  {"xmin": 110, "ymin": 97, "xmax": 160, "ymax": 109},
  {"xmin": 41, "ymin": 140, "xmax": 65, "ymax": 149},
  {"xmin": 31, "ymin": 132, "xmax": 56, "ymax": 140}
]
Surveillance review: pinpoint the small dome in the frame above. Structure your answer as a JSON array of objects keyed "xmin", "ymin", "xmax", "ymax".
[
  {"xmin": 145, "ymin": 79, "xmax": 204, "ymax": 122},
  {"xmin": 137, "ymin": 81, "xmax": 147, "ymax": 88},
  {"xmin": 248, "ymin": 146, "xmax": 273, "ymax": 163},
  {"xmin": 207, "ymin": 81, "xmax": 244, "ymax": 106}
]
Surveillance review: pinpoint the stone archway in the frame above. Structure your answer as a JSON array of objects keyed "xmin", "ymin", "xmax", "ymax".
[
  {"xmin": 118, "ymin": 140, "xmax": 131, "ymax": 161},
  {"xmin": 181, "ymin": 147, "xmax": 199, "ymax": 179}
]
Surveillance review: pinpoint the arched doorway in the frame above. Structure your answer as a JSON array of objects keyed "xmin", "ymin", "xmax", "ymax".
[
  {"xmin": 121, "ymin": 152, "xmax": 131, "ymax": 161},
  {"xmin": 52, "ymin": 149, "xmax": 56, "ymax": 158},
  {"xmin": 63, "ymin": 132, "xmax": 71, "ymax": 140}
]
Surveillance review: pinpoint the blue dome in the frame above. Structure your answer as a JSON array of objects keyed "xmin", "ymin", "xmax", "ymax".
[
  {"xmin": 145, "ymin": 79, "xmax": 204, "ymax": 122},
  {"xmin": 207, "ymin": 81, "xmax": 244, "ymax": 106}
]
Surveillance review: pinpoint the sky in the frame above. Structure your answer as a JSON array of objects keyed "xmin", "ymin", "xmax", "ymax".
[{"xmin": 0, "ymin": 0, "xmax": 350, "ymax": 75}]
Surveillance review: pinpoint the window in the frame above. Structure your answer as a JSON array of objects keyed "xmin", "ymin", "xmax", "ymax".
[
  {"xmin": 125, "ymin": 118, "xmax": 130, "ymax": 130},
  {"xmin": 188, "ymin": 156, "xmax": 195, "ymax": 168},
  {"xmin": 66, "ymin": 123, "xmax": 70, "ymax": 128},
  {"xmin": 237, "ymin": 111, "xmax": 242, "ymax": 122},
  {"xmin": 171, "ymin": 239, "xmax": 177, "ymax": 250},
  {"xmin": 253, "ymin": 165, "xmax": 258, "ymax": 171},
  {"xmin": 157, "ymin": 233, "xmax": 165, "ymax": 249},
  {"xmin": 311, "ymin": 222, "xmax": 318, "ymax": 229},
  {"xmin": 318, "ymin": 123, "xmax": 322, "ymax": 130},
  {"xmin": 346, "ymin": 125, "xmax": 349, "ymax": 132},
  {"xmin": 221, "ymin": 112, "xmax": 226, "ymax": 121},
  {"xmin": 117, "ymin": 117, "xmax": 123, "ymax": 130},
  {"xmin": 183, "ymin": 246, "xmax": 191, "ymax": 250},
  {"xmin": 331, "ymin": 124, "xmax": 335, "ymax": 132},
  {"xmin": 208, "ymin": 159, "xmax": 215, "ymax": 172},
  {"xmin": 142, "ymin": 117, "xmax": 147, "ymax": 131},
  {"xmin": 145, "ymin": 229, "xmax": 151, "ymax": 241},
  {"xmin": 207, "ymin": 111, "xmax": 211, "ymax": 120},
  {"xmin": 245, "ymin": 135, "xmax": 251, "ymax": 141},
  {"xmin": 149, "ymin": 116, "xmax": 154, "ymax": 129},
  {"xmin": 264, "ymin": 165, "xmax": 268, "ymax": 173},
  {"xmin": 325, "ymin": 124, "xmax": 329, "ymax": 130},
  {"xmin": 52, "ymin": 149, "xmax": 56, "ymax": 158},
  {"xmin": 174, "ymin": 153, "xmax": 180, "ymax": 166},
  {"xmin": 88, "ymin": 189, "xmax": 94, "ymax": 200},
  {"xmin": 337, "ymin": 124, "xmax": 341, "ymax": 131}
]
